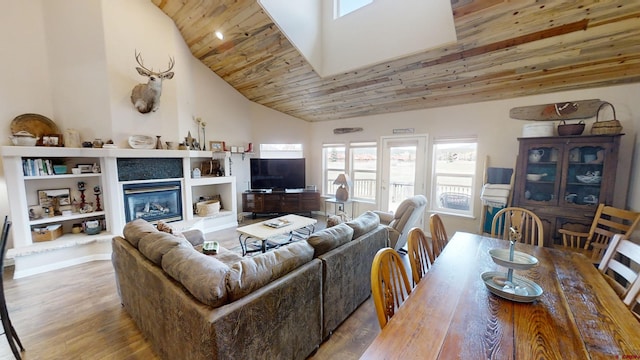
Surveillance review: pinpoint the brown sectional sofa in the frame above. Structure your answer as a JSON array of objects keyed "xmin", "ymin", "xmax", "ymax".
[{"xmin": 112, "ymin": 211, "xmax": 388, "ymax": 360}]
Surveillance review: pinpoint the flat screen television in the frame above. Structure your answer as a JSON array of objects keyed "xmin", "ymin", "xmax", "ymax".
[{"xmin": 250, "ymin": 158, "xmax": 305, "ymax": 191}]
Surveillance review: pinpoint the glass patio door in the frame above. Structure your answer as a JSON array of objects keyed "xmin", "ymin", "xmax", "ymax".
[{"xmin": 379, "ymin": 135, "xmax": 427, "ymax": 212}]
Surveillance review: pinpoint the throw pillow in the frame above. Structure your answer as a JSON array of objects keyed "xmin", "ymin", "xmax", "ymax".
[
  {"xmin": 345, "ymin": 211, "xmax": 380, "ymax": 238},
  {"xmin": 307, "ymin": 223, "xmax": 354, "ymax": 257},
  {"xmin": 162, "ymin": 246, "xmax": 230, "ymax": 308},
  {"xmin": 226, "ymin": 241, "xmax": 314, "ymax": 301},
  {"xmin": 157, "ymin": 220, "xmax": 185, "ymax": 238},
  {"xmin": 122, "ymin": 219, "xmax": 157, "ymax": 248},
  {"xmin": 326, "ymin": 215, "xmax": 343, "ymax": 228},
  {"xmin": 138, "ymin": 231, "xmax": 191, "ymax": 265}
]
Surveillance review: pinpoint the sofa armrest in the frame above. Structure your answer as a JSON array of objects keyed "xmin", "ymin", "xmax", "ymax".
[
  {"xmin": 182, "ymin": 229, "xmax": 205, "ymax": 246},
  {"xmin": 317, "ymin": 225, "xmax": 388, "ymax": 339}
]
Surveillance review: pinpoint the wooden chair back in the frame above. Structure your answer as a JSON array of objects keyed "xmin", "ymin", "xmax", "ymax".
[
  {"xmin": 490, "ymin": 207, "xmax": 544, "ymax": 247},
  {"xmin": 598, "ymin": 234, "xmax": 640, "ymax": 300},
  {"xmin": 407, "ymin": 227, "xmax": 433, "ymax": 287},
  {"xmin": 429, "ymin": 214, "xmax": 449, "ymax": 258},
  {"xmin": 560, "ymin": 204, "xmax": 640, "ymax": 263},
  {"xmin": 587, "ymin": 205, "xmax": 640, "ymax": 262},
  {"xmin": 624, "ymin": 277, "xmax": 640, "ymax": 320},
  {"xmin": 371, "ymin": 248, "xmax": 412, "ymax": 329}
]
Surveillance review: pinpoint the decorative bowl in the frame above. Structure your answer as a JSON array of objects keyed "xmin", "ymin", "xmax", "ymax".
[
  {"xmin": 576, "ymin": 175, "xmax": 601, "ymax": 184},
  {"xmin": 481, "ymin": 271, "xmax": 543, "ymax": 303},
  {"xmin": 9, "ymin": 132, "xmax": 39, "ymax": 146},
  {"xmin": 526, "ymin": 173, "xmax": 547, "ymax": 181},
  {"xmin": 128, "ymin": 135, "xmax": 155, "ymax": 149},
  {"xmin": 489, "ymin": 249, "xmax": 539, "ymax": 270}
]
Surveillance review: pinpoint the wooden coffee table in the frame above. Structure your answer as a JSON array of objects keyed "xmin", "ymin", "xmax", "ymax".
[{"xmin": 236, "ymin": 214, "xmax": 317, "ymax": 256}]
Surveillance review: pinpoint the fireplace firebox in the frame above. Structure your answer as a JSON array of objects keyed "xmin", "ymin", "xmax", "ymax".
[{"xmin": 123, "ymin": 181, "xmax": 182, "ymax": 224}]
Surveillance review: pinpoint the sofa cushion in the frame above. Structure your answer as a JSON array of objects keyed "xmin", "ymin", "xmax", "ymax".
[
  {"xmin": 122, "ymin": 219, "xmax": 158, "ymax": 248},
  {"xmin": 307, "ymin": 223, "xmax": 354, "ymax": 257},
  {"xmin": 227, "ymin": 241, "xmax": 314, "ymax": 301},
  {"xmin": 161, "ymin": 246, "xmax": 230, "ymax": 308},
  {"xmin": 194, "ymin": 243, "xmax": 243, "ymax": 266},
  {"xmin": 139, "ymin": 231, "xmax": 192, "ymax": 265},
  {"xmin": 345, "ymin": 211, "xmax": 380, "ymax": 238}
]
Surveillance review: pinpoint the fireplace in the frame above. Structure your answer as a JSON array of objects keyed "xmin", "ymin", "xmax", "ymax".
[{"xmin": 123, "ymin": 181, "xmax": 183, "ymax": 224}]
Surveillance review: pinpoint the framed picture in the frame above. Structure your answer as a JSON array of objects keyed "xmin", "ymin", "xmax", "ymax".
[
  {"xmin": 77, "ymin": 164, "xmax": 93, "ymax": 173},
  {"xmin": 41, "ymin": 134, "xmax": 64, "ymax": 147},
  {"xmin": 210, "ymin": 141, "xmax": 225, "ymax": 152},
  {"xmin": 38, "ymin": 188, "xmax": 71, "ymax": 207}
]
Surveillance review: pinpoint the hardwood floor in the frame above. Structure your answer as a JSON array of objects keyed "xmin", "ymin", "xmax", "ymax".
[{"xmin": 0, "ymin": 216, "xmax": 382, "ymax": 359}]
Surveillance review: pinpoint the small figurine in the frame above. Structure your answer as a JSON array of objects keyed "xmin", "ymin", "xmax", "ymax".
[
  {"xmin": 94, "ymin": 186, "xmax": 102, "ymax": 211},
  {"xmin": 78, "ymin": 181, "xmax": 86, "ymax": 208}
]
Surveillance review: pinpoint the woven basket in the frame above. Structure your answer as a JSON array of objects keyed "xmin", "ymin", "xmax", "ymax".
[
  {"xmin": 195, "ymin": 200, "xmax": 220, "ymax": 216},
  {"xmin": 591, "ymin": 101, "xmax": 622, "ymax": 135}
]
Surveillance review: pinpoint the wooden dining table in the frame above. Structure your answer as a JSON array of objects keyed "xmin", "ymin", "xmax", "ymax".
[{"xmin": 361, "ymin": 231, "xmax": 640, "ymax": 359}]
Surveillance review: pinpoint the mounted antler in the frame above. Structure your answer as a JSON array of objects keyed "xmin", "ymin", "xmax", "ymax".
[{"xmin": 130, "ymin": 50, "xmax": 175, "ymax": 113}]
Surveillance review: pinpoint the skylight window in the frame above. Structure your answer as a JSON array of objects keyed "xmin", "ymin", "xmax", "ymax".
[
  {"xmin": 336, "ymin": 0, "xmax": 373, "ymax": 18},
  {"xmin": 259, "ymin": 0, "xmax": 457, "ymax": 77}
]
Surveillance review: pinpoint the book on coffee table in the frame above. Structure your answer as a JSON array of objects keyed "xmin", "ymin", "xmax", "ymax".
[{"xmin": 263, "ymin": 219, "xmax": 291, "ymax": 228}]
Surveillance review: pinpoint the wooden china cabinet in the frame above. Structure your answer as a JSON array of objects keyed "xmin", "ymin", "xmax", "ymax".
[{"xmin": 512, "ymin": 134, "xmax": 622, "ymax": 247}]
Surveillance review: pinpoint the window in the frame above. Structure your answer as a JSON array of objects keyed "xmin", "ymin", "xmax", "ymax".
[
  {"xmin": 323, "ymin": 142, "xmax": 377, "ymax": 201},
  {"xmin": 259, "ymin": 143, "xmax": 303, "ymax": 158},
  {"xmin": 323, "ymin": 144, "xmax": 346, "ymax": 196},
  {"xmin": 350, "ymin": 142, "xmax": 377, "ymax": 200},
  {"xmin": 431, "ymin": 138, "xmax": 477, "ymax": 216},
  {"xmin": 335, "ymin": 0, "xmax": 373, "ymax": 18}
]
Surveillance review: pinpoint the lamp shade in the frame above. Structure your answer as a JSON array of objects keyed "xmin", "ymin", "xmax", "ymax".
[{"xmin": 334, "ymin": 174, "xmax": 351, "ymax": 201}]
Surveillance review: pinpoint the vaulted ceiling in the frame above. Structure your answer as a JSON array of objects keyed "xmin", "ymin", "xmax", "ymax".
[{"xmin": 152, "ymin": 0, "xmax": 640, "ymax": 122}]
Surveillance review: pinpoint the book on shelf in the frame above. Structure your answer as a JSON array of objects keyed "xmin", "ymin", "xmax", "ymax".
[{"xmin": 22, "ymin": 158, "xmax": 54, "ymax": 176}]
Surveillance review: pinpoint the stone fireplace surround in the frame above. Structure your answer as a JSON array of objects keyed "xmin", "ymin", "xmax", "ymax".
[{"xmin": 1, "ymin": 146, "xmax": 237, "ymax": 278}]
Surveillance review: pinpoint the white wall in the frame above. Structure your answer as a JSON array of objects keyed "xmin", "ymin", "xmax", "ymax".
[
  {"xmin": 43, "ymin": 0, "xmax": 112, "ymax": 139},
  {"xmin": 0, "ymin": 1, "xmax": 54, "ymax": 230},
  {"xmin": 0, "ymin": 0, "xmax": 258, "ymax": 248},
  {"xmin": 1, "ymin": 0, "xmax": 639, "ymax": 241},
  {"xmin": 321, "ymin": 0, "xmax": 456, "ymax": 76},
  {"xmin": 259, "ymin": 0, "xmax": 322, "ymax": 74},
  {"xmin": 310, "ymin": 83, "xmax": 640, "ymax": 234}
]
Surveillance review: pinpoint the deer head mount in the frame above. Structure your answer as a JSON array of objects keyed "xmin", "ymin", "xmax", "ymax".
[{"xmin": 130, "ymin": 51, "xmax": 175, "ymax": 114}]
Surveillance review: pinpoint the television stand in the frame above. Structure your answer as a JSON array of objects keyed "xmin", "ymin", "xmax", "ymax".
[{"xmin": 242, "ymin": 190, "xmax": 320, "ymax": 218}]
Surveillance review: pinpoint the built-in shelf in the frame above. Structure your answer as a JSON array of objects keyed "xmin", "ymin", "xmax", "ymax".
[
  {"xmin": 1, "ymin": 146, "xmax": 239, "ymax": 278},
  {"xmin": 24, "ymin": 173, "xmax": 102, "ymax": 180},
  {"xmin": 29, "ymin": 211, "xmax": 106, "ymax": 226}
]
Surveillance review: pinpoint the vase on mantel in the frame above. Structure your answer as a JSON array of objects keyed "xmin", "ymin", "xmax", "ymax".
[{"xmin": 156, "ymin": 136, "xmax": 163, "ymax": 149}]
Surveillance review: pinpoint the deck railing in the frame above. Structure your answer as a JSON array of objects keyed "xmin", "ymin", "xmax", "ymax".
[{"xmin": 326, "ymin": 180, "xmax": 472, "ymax": 210}]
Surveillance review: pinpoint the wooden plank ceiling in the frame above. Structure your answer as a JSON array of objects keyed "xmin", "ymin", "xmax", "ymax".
[{"xmin": 152, "ymin": 0, "xmax": 640, "ymax": 122}]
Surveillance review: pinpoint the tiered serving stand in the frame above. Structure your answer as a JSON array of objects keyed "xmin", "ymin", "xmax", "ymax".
[{"xmin": 481, "ymin": 241, "xmax": 543, "ymax": 302}]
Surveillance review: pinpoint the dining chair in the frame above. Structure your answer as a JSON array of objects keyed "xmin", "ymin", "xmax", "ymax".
[
  {"xmin": 0, "ymin": 216, "xmax": 25, "ymax": 359},
  {"xmin": 429, "ymin": 214, "xmax": 449, "ymax": 258},
  {"xmin": 558, "ymin": 204, "xmax": 640, "ymax": 264},
  {"xmin": 407, "ymin": 227, "xmax": 433, "ymax": 287},
  {"xmin": 598, "ymin": 234, "xmax": 640, "ymax": 300},
  {"xmin": 491, "ymin": 207, "xmax": 544, "ymax": 247},
  {"xmin": 371, "ymin": 248, "xmax": 412, "ymax": 329},
  {"xmin": 623, "ymin": 277, "xmax": 640, "ymax": 320}
]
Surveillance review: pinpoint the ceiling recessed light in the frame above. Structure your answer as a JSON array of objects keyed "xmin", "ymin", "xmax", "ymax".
[{"xmin": 215, "ymin": 31, "xmax": 224, "ymax": 40}]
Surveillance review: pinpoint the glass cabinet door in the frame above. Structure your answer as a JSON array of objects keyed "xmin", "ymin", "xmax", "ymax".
[
  {"xmin": 523, "ymin": 145, "xmax": 561, "ymax": 205},
  {"xmin": 563, "ymin": 145, "xmax": 604, "ymax": 206}
]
